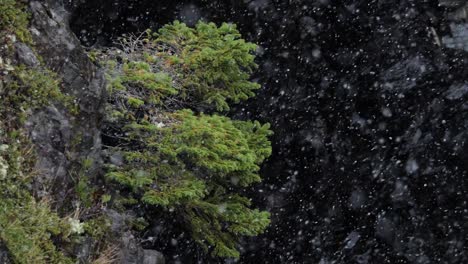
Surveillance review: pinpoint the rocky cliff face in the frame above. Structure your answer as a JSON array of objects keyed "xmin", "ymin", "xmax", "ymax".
[
  {"xmin": 25, "ymin": 0, "xmax": 105, "ymax": 203},
  {"xmin": 8, "ymin": 1, "xmax": 164, "ymax": 263},
  {"xmin": 7, "ymin": 0, "xmax": 467, "ymax": 263}
]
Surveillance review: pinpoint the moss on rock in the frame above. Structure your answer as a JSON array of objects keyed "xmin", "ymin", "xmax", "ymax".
[
  {"xmin": 0, "ymin": 2, "xmax": 77, "ymax": 263},
  {"xmin": 0, "ymin": 0, "xmax": 32, "ymax": 44}
]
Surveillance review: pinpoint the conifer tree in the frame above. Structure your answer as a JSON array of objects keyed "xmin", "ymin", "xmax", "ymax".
[{"xmin": 100, "ymin": 21, "xmax": 272, "ymax": 258}]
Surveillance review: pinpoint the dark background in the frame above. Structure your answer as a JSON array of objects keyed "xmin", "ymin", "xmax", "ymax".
[{"xmin": 69, "ymin": 0, "xmax": 468, "ymax": 263}]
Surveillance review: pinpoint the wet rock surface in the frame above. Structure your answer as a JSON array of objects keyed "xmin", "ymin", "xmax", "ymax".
[{"xmin": 120, "ymin": 232, "xmax": 165, "ymax": 264}]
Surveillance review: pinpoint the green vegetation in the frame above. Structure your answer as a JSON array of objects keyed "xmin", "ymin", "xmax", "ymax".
[
  {"xmin": 0, "ymin": 0, "xmax": 31, "ymax": 43},
  {"xmin": 0, "ymin": 197, "xmax": 73, "ymax": 263},
  {"xmin": 0, "ymin": 105, "xmax": 74, "ymax": 264},
  {"xmin": 155, "ymin": 21, "xmax": 260, "ymax": 111},
  {"xmin": 106, "ymin": 21, "xmax": 260, "ymax": 111},
  {"xmin": 0, "ymin": 2, "xmax": 75, "ymax": 263},
  {"xmin": 1, "ymin": 67, "xmax": 76, "ymax": 122},
  {"xmin": 101, "ymin": 21, "xmax": 272, "ymax": 258},
  {"xmin": 106, "ymin": 110, "xmax": 271, "ymax": 257},
  {"xmin": 82, "ymin": 216, "xmax": 112, "ymax": 244}
]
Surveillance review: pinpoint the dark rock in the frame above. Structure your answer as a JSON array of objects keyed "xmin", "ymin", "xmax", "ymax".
[
  {"xmin": 106, "ymin": 209, "xmax": 134, "ymax": 234},
  {"xmin": 27, "ymin": 106, "xmax": 71, "ymax": 198},
  {"xmin": 445, "ymin": 83, "xmax": 468, "ymax": 100},
  {"xmin": 439, "ymin": 0, "xmax": 465, "ymax": 8},
  {"xmin": 143, "ymin": 250, "xmax": 165, "ymax": 264},
  {"xmin": 343, "ymin": 231, "xmax": 361, "ymax": 250},
  {"xmin": 109, "ymin": 152, "xmax": 124, "ymax": 167},
  {"xmin": 25, "ymin": 1, "xmax": 105, "ymax": 203},
  {"xmin": 120, "ymin": 232, "xmax": 143, "ymax": 264},
  {"xmin": 14, "ymin": 42, "xmax": 40, "ymax": 67},
  {"xmin": 106, "ymin": 211, "xmax": 166, "ymax": 264},
  {"xmin": 442, "ymin": 23, "xmax": 468, "ymax": 51},
  {"xmin": 375, "ymin": 216, "xmax": 396, "ymax": 245},
  {"xmin": 119, "ymin": 232, "xmax": 165, "ymax": 264},
  {"xmin": 380, "ymin": 57, "xmax": 432, "ymax": 92},
  {"xmin": 74, "ymin": 236, "xmax": 95, "ymax": 263},
  {"xmin": 348, "ymin": 189, "xmax": 367, "ymax": 210},
  {"xmin": 0, "ymin": 243, "xmax": 11, "ymax": 264}
]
